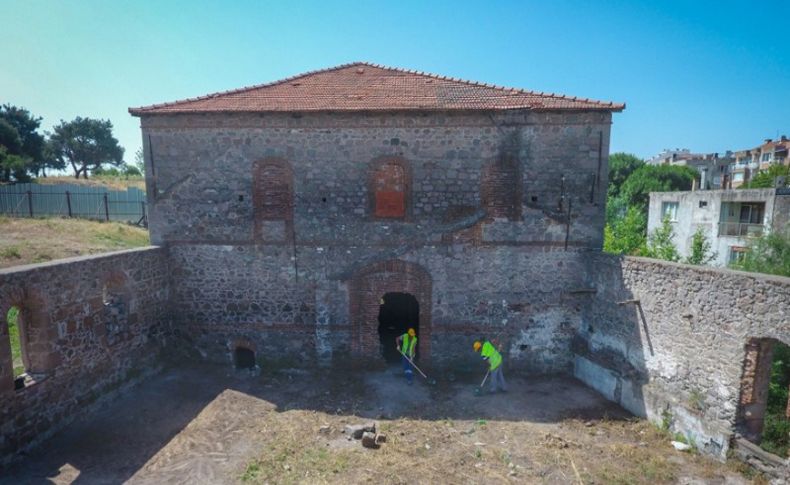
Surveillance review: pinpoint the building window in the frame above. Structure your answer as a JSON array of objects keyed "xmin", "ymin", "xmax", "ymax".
[
  {"xmin": 6, "ymin": 306, "xmax": 26, "ymax": 389},
  {"xmin": 761, "ymin": 152, "xmax": 771, "ymax": 162},
  {"xmin": 729, "ymin": 246, "xmax": 748, "ymax": 264},
  {"xmin": 733, "ymin": 172, "xmax": 744, "ymax": 182},
  {"xmin": 370, "ymin": 158, "xmax": 409, "ymax": 219},
  {"xmin": 253, "ymin": 159, "xmax": 294, "ymax": 241},
  {"xmin": 661, "ymin": 201, "xmax": 679, "ymax": 222},
  {"xmin": 698, "ymin": 200, "xmax": 708, "ymax": 208}
]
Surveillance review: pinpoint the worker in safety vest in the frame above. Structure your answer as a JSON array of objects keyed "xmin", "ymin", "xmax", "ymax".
[
  {"xmin": 474, "ymin": 339, "xmax": 507, "ymax": 393},
  {"xmin": 396, "ymin": 328, "xmax": 418, "ymax": 385}
]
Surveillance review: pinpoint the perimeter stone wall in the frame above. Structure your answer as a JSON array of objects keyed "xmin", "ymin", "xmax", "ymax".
[
  {"xmin": 0, "ymin": 247, "xmax": 171, "ymax": 465},
  {"xmin": 576, "ymin": 254, "xmax": 790, "ymax": 461}
]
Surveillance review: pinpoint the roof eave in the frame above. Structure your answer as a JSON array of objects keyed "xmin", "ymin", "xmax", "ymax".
[{"xmin": 129, "ymin": 104, "xmax": 626, "ymax": 117}]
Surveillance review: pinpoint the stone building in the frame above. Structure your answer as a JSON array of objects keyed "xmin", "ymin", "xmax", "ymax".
[
  {"xmin": 128, "ymin": 62, "xmax": 624, "ymax": 370},
  {"xmin": 1, "ymin": 63, "xmax": 788, "ymax": 475}
]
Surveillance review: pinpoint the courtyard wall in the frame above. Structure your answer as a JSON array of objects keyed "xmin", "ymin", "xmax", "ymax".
[
  {"xmin": 576, "ymin": 254, "xmax": 790, "ymax": 460},
  {"xmin": 0, "ymin": 247, "xmax": 170, "ymax": 464}
]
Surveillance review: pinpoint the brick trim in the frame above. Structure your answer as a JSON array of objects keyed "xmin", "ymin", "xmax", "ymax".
[
  {"xmin": 367, "ymin": 156, "xmax": 412, "ymax": 221},
  {"xmin": 252, "ymin": 158, "xmax": 294, "ymax": 242},
  {"xmin": 349, "ymin": 259, "xmax": 432, "ymax": 362}
]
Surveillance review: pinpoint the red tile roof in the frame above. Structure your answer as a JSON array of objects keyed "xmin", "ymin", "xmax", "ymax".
[{"xmin": 129, "ymin": 62, "xmax": 625, "ymax": 115}]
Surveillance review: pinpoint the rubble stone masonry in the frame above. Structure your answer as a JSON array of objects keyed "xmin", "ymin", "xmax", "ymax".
[
  {"xmin": 577, "ymin": 255, "xmax": 790, "ymax": 461},
  {"xmin": 0, "ymin": 247, "xmax": 170, "ymax": 464}
]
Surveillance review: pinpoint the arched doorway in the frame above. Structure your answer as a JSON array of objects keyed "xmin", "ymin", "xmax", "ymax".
[
  {"xmin": 737, "ymin": 337, "xmax": 790, "ymax": 456},
  {"xmin": 378, "ymin": 292, "xmax": 420, "ymax": 363},
  {"xmin": 349, "ymin": 260, "xmax": 432, "ymax": 362}
]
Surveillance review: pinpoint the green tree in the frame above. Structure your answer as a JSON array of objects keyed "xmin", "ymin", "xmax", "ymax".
[
  {"xmin": 607, "ymin": 152, "xmax": 645, "ymax": 199},
  {"xmin": 731, "ymin": 229, "xmax": 790, "ymax": 277},
  {"xmin": 47, "ymin": 117, "xmax": 124, "ymax": 179},
  {"xmin": 133, "ymin": 147, "xmax": 145, "ymax": 175},
  {"xmin": 0, "ymin": 104, "xmax": 53, "ymax": 179},
  {"xmin": 740, "ymin": 164, "xmax": 790, "ymax": 189},
  {"xmin": 685, "ymin": 227, "xmax": 717, "ymax": 265},
  {"xmin": 619, "ymin": 164, "xmax": 698, "ymax": 215},
  {"xmin": 604, "ymin": 206, "xmax": 647, "ymax": 255},
  {"xmin": 644, "ymin": 217, "xmax": 680, "ymax": 262}
]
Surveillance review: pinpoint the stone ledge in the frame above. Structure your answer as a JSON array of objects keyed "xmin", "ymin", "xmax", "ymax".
[{"xmin": 0, "ymin": 246, "xmax": 165, "ymax": 276}]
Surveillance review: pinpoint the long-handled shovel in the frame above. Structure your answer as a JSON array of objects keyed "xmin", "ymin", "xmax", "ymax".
[
  {"xmin": 398, "ymin": 350, "xmax": 437, "ymax": 385},
  {"xmin": 474, "ymin": 369, "xmax": 490, "ymax": 397}
]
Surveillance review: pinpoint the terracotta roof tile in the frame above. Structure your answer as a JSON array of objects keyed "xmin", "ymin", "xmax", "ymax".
[{"xmin": 129, "ymin": 62, "xmax": 625, "ymax": 115}]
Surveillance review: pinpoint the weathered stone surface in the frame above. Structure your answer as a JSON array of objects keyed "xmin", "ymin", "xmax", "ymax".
[{"xmin": 0, "ymin": 247, "xmax": 171, "ymax": 465}]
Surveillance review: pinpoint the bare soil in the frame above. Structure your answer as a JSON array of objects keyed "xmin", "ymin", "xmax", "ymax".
[{"xmin": 1, "ymin": 364, "xmax": 758, "ymax": 485}]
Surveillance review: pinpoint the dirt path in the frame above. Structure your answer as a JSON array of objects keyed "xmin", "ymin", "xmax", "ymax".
[{"xmin": 1, "ymin": 364, "xmax": 754, "ymax": 484}]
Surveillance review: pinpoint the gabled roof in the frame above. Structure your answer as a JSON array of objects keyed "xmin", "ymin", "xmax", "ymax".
[{"xmin": 129, "ymin": 62, "xmax": 625, "ymax": 116}]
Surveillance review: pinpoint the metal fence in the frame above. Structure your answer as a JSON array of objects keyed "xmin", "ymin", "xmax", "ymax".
[
  {"xmin": 0, "ymin": 184, "xmax": 147, "ymax": 226},
  {"xmin": 718, "ymin": 222, "xmax": 764, "ymax": 238}
]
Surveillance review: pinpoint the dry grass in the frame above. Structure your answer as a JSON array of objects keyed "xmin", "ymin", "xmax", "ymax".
[
  {"xmin": 35, "ymin": 175, "xmax": 146, "ymax": 191},
  {"xmin": 239, "ymin": 412, "xmax": 753, "ymax": 485},
  {"xmin": 236, "ymin": 370, "xmax": 754, "ymax": 485},
  {"xmin": 0, "ymin": 216, "xmax": 149, "ymax": 268}
]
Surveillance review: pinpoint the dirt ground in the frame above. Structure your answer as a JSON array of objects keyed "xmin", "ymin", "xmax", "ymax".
[{"xmin": 2, "ymin": 363, "xmax": 759, "ymax": 485}]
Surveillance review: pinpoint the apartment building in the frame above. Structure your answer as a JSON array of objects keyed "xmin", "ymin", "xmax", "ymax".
[{"xmin": 648, "ymin": 188, "xmax": 790, "ymax": 267}]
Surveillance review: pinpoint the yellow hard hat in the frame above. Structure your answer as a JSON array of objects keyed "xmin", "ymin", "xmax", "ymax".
[
  {"xmin": 408, "ymin": 328, "xmax": 416, "ymax": 337},
  {"xmin": 473, "ymin": 341, "xmax": 482, "ymax": 352}
]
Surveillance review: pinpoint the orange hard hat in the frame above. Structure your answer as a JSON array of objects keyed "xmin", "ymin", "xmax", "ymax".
[{"xmin": 473, "ymin": 341, "xmax": 482, "ymax": 352}]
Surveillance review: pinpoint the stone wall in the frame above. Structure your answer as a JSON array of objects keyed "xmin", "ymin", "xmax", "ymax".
[
  {"xmin": 140, "ymin": 109, "xmax": 612, "ymax": 369},
  {"xmin": 168, "ymin": 243, "xmax": 589, "ymax": 373},
  {"xmin": 0, "ymin": 247, "xmax": 170, "ymax": 465},
  {"xmin": 576, "ymin": 254, "xmax": 790, "ymax": 460}
]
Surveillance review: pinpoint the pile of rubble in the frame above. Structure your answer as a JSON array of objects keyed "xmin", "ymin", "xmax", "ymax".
[{"xmin": 321, "ymin": 421, "xmax": 387, "ymax": 449}]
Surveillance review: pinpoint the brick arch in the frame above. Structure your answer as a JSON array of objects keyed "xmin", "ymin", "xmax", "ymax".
[
  {"xmin": 252, "ymin": 157, "xmax": 294, "ymax": 242},
  {"xmin": 99, "ymin": 270, "xmax": 134, "ymax": 345},
  {"xmin": 0, "ymin": 286, "xmax": 55, "ymax": 385},
  {"xmin": 481, "ymin": 153, "xmax": 522, "ymax": 220},
  {"xmin": 737, "ymin": 337, "xmax": 790, "ymax": 443},
  {"xmin": 368, "ymin": 156, "xmax": 412, "ymax": 220},
  {"xmin": 349, "ymin": 260, "xmax": 432, "ymax": 362}
]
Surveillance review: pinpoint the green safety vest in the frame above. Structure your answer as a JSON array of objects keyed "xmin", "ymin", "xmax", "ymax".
[
  {"xmin": 481, "ymin": 341, "xmax": 502, "ymax": 370},
  {"xmin": 401, "ymin": 333, "xmax": 417, "ymax": 357}
]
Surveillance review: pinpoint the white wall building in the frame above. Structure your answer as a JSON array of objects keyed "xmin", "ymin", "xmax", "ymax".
[{"xmin": 647, "ymin": 188, "xmax": 790, "ymax": 267}]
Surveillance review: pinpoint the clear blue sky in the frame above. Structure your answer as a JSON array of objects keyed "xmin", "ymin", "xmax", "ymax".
[{"xmin": 1, "ymin": 0, "xmax": 788, "ymax": 163}]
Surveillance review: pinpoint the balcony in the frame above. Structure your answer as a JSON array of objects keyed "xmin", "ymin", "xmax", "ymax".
[{"xmin": 718, "ymin": 222, "xmax": 764, "ymax": 238}]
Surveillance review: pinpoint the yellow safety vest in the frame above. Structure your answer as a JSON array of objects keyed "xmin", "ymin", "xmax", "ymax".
[{"xmin": 401, "ymin": 333, "xmax": 417, "ymax": 357}]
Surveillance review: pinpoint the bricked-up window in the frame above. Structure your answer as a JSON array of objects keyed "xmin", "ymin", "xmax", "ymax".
[
  {"xmin": 371, "ymin": 158, "xmax": 409, "ymax": 219},
  {"xmin": 102, "ymin": 279, "xmax": 130, "ymax": 345},
  {"xmin": 253, "ymin": 159, "xmax": 294, "ymax": 240},
  {"xmin": 481, "ymin": 154, "xmax": 522, "ymax": 220}
]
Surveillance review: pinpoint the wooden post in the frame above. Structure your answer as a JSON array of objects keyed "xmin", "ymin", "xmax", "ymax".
[
  {"xmin": 786, "ymin": 383, "xmax": 790, "ymax": 419},
  {"xmin": 65, "ymin": 191, "xmax": 72, "ymax": 217},
  {"xmin": 103, "ymin": 193, "xmax": 110, "ymax": 221},
  {"xmin": 27, "ymin": 190, "xmax": 33, "ymax": 217}
]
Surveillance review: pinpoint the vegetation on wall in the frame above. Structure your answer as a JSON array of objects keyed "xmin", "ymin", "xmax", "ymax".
[
  {"xmin": 731, "ymin": 230, "xmax": 790, "ymax": 277},
  {"xmin": 684, "ymin": 227, "xmax": 717, "ymax": 265},
  {"xmin": 739, "ymin": 164, "xmax": 790, "ymax": 189},
  {"xmin": 761, "ymin": 342, "xmax": 790, "ymax": 457}
]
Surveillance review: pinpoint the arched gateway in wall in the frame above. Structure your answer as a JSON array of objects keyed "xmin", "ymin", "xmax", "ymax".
[{"xmin": 348, "ymin": 260, "xmax": 432, "ymax": 362}]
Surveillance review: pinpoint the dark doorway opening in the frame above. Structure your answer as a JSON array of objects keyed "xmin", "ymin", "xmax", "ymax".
[
  {"xmin": 377, "ymin": 292, "xmax": 419, "ymax": 363},
  {"xmin": 234, "ymin": 347, "xmax": 256, "ymax": 370}
]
